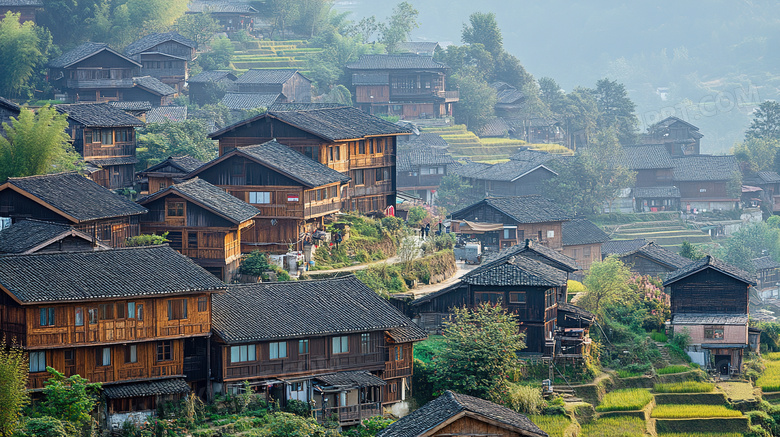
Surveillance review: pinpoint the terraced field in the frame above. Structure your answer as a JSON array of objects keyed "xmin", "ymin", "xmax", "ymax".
[
  {"xmin": 230, "ymin": 40, "xmax": 322, "ymax": 73},
  {"xmin": 607, "ymin": 220, "xmax": 712, "ymax": 251}
]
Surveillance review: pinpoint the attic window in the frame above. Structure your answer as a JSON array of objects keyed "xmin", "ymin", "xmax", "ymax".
[
  {"xmin": 166, "ymin": 202, "xmax": 184, "ymax": 217},
  {"xmin": 704, "ymin": 326, "xmax": 724, "ymax": 339}
]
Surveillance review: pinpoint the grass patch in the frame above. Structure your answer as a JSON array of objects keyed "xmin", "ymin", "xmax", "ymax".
[
  {"xmin": 716, "ymin": 381, "xmax": 755, "ymax": 401},
  {"xmin": 595, "ymin": 389, "xmax": 653, "ymax": 412},
  {"xmin": 651, "ymin": 404, "xmax": 742, "ymax": 418},
  {"xmin": 414, "ymin": 335, "xmax": 445, "ymax": 364},
  {"xmin": 529, "ymin": 415, "xmax": 570, "ymax": 437},
  {"xmin": 657, "ymin": 365, "xmax": 690, "ymax": 375},
  {"xmin": 766, "ymin": 352, "xmax": 780, "ymax": 361},
  {"xmin": 756, "ymin": 360, "xmax": 780, "ymax": 391},
  {"xmin": 654, "ymin": 381, "xmax": 714, "ymax": 393},
  {"xmin": 658, "ymin": 434, "xmax": 742, "ymax": 437},
  {"xmin": 579, "ymin": 417, "xmax": 645, "ymax": 437},
  {"xmin": 616, "ymin": 369, "xmax": 644, "ymax": 378},
  {"xmin": 651, "ymin": 331, "xmax": 668, "ymax": 342}
]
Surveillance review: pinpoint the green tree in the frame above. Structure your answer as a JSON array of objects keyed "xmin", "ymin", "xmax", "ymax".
[
  {"xmin": 292, "ymin": 0, "xmax": 334, "ymax": 38},
  {"xmin": 0, "ymin": 106, "xmax": 79, "ymax": 182},
  {"xmin": 733, "ymin": 137, "xmax": 780, "ymax": 173},
  {"xmin": 39, "ymin": 368, "xmax": 101, "ymax": 432},
  {"xmin": 136, "ymin": 120, "xmax": 217, "ymax": 170},
  {"xmin": 0, "ymin": 339, "xmax": 28, "ymax": 437},
  {"xmin": 436, "ymin": 174, "xmax": 476, "ymax": 213},
  {"xmin": 560, "ymin": 87, "xmax": 599, "ymax": 146},
  {"xmin": 342, "ymin": 416, "xmax": 395, "ymax": 437},
  {"xmin": 254, "ymin": 412, "xmax": 337, "ymax": 437},
  {"xmin": 197, "ymin": 35, "xmax": 234, "ymax": 70},
  {"xmin": 746, "ymin": 101, "xmax": 780, "ymax": 141},
  {"xmin": 593, "ymin": 79, "xmax": 639, "ymax": 145},
  {"xmin": 378, "ymin": 2, "xmax": 419, "ymax": 53},
  {"xmin": 538, "ymin": 77, "xmax": 567, "ymax": 116},
  {"xmin": 433, "ymin": 302, "xmax": 525, "ymax": 402},
  {"xmin": 126, "ymin": 232, "xmax": 169, "ymax": 247},
  {"xmin": 266, "ymin": 0, "xmax": 298, "ymax": 39},
  {"xmin": 679, "ymin": 241, "xmax": 705, "ymax": 260},
  {"xmin": 580, "ymin": 257, "xmax": 634, "ymax": 318},
  {"xmin": 435, "ymin": 44, "xmax": 494, "ymax": 81},
  {"xmin": 0, "ymin": 12, "xmax": 50, "ymax": 97},
  {"xmin": 173, "ymin": 11, "xmax": 221, "ymax": 47},
  {"xmin": 461, "ymin": 12, "xmax": 503, "ymax": 56},
  {"xmin": 450, "ymin": 72, "xmax": 497, "ymax": 130},
  {"xmin": 717, "ymin": 222, "xmax": 780, "ymax": 272}
]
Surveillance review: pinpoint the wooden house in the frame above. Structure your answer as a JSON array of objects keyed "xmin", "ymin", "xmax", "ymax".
[
  {"xmin": 137, "ymin": 178, "xmax": 260, "ymax": 281},
  {"xmin": 752, "ymin": 256, "xmax": 780, "ymax": 291},
  {"xmin": 188, "ymin": 140, "xmax": 350, "ymax": 253},
  {"xmin": 208, "ymin": 106, "xmax": 412, "ymax": 214},
  {"xmin": 561, "ymin": 219, "xmax": 609, "ymax": 275},
  {"xmin": 410, "ymin": 253, "xmax": 569, "ymax": 354},
  {"xmin": 664, "ymin": 256, "xmax": 756, "ymax": 375},
  {"xmin": 137, "ymin": 155, "xmax": 205, "ymax": 195},
  {"xmin": 743, "ymin": 171, "xmax": 780, "ymax": 213},
  {"xmin": 0, "ymin": 95, "xmax": 20, "ymax": 128},
  {"xmin": 452, "ymin": 148, "xmax": 557, "ymax": 199},
  {"xmin": 233, "ymin": 69, "xmax": 311, "ymax": 103},
  {"xmin": 210, "ymin": 276, "xmax": 427, "ymax": 426},
  {"xmin": 125, "ymin": 32, "xmax": 197, "ymax": 93},
  {"xmin": 221, "ymin": 92, "xmax": 282, "ymax": 116},
  {"xmin": 601, "ymin": 238, "xmax": 648, "ymax": 258},
  {"xmin": 607, "ymin": 241, "xmax": 690, "ymax": 277},
  {"xmin": 644, "ymin": 116, "xmax": 702, "ymax": 156},
  {"xmin": 0, "ymin": 245, "xmax": 226, "ymax": 427},
  {"xmin": 376, "ymin": 390, "xmax": 547, "ymax": 437},
  {"xmin": 615, "ymin": 144, "xmax": 681, "ymax": 212},
  {"xmin": 396, "ymin": 145, "xmax": 456, "ymax": 204},
  {"xmin": 145, "ymin": 106, "xmax": 187, "ymax": 124},
  {"xmin": 450, "ymin": 195, "xmax": 571, "ymax": 251},
  {"xmin": 187, "ymin": 70, "xmax": 237, "ymax": 107},
  {"xmin": 490, "ymin": 82, "xmax": 525, "ymax": 119},
  {"xmin": 346, "ymin": 54, "xmax": 458, "ymax": 119},
  {"xmin": 56, "ymin": 102, "xmax": 144, "ymax": 189},
  {"xmin": 672, "ymin": 155, "xmax": 740, "ymax": 212},
  {"xmin": 124, "ymin": 76, "xmax": 176, "ymax": 107},
  {"xmin": 0, "ymin": 172, "xmax": 147, "ymax": 247},
  {"xmin": 0, "ymin": 0, "xmax": 42, "ymax": 23},
  {"xmin": 48, "ymin": 42, "xmax": 141, "ymax": 103},
  {"xmin": 484, "ymin": 239, "xmax": 580, "ymax": 276},
  {"xmin": 109, "ymin": 101, "xmax": 152, "ymax": 121},
  {"xmin": 185, "ymin": 1, "xmax": 258, "ymax": 32},
  {"xmin": 0, "ymin": 219, "xmax": 109, "ymax": 254}
]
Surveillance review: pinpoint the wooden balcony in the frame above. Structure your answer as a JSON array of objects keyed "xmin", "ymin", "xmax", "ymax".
[
  {"xmin": 350, "ymin": 181, "xmax": 393, "ymax": 198},
  {"xmin": 83, "ymin": 143, "xmax": 135, "ymax": 158},
  {"xmin": 383, "ymin": 363, "xmax": 412, "ymax": 379},
  {"xmin": 315, "ymin": 403, "xmax": 383, "ymax": 426},
  {"xmin": 438, "ymin": 90, "xmax": 460, "ymax": 102},
  {"xmin": 304, "ymin": 199, "xmax": 341, "ymax": 218},
  {"xmin": 225, "ymin": 352, "xmax": 384, "ymax": 381},
  {"xmin": 350, "ymin": 155, "xmax": 393, "ymax": 168},
  {"xmin": 397, "ymin": 173, "xmax": 444, "ymax": 189},
  {"xmin": 65, "ymin": 78, "xmax": 134, "ymax": 89}
]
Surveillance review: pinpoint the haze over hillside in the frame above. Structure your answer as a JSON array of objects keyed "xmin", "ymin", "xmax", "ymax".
[{"xmin": 336, "ymin": 0, "xmax": 780, "ymax": 152}]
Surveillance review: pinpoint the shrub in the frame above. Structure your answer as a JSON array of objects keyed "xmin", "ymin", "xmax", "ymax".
[
  {"xmin": 240, "ymin": 251, "xmax": 272, "ymax": 275},
  {"xmin": 595, "ymin": 388, "xmax": 653, "ymax": 412},
  {"xmin": 126, "ymin": 232, "xmax": 169, "ymax": 247},
  {"xmin": 407, "ymin": 206, "xmax": 428, "ymax": 227},
  {"xmin": 657, "ymin": 365, "xmax": 690, "ymax": 375},
  {"xmin": 766, "ymin": 352, "xmax": 780, "ymax": 361},
  {"xmin": 651, "ymin": 331, "xmax": 668, "ymax": 342},
  {"xmin": 616, "ymin": 369, "xmax": 644, "ymax": 378},
  {"xmin": 507, "ymin": 384, "xmax": 545, "ymax": 415},
  {"xmin": 651, "ymin": 404, "xmax": 742, "ymax": 418},
  {"xmin": 19, "ymin": 417, "xmax": 71, "ymax": 437},
  {"xmin": 284, "ymin": 399, "xmax": 311, "ymax": 417},
  {"xmin": 654, "ymin": 381, "xmax": 714, "ymax": 393},
  {"xmin": 672, "ymin": 328, "xmax": 691, "ymax": 350},
  {"xmin": 567, "ymin": 280, "xmax": 586, "ymax": 294}
]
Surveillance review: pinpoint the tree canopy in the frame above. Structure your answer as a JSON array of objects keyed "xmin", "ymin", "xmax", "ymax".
[
  {"xmin": 580, "ymin": 257, "xmax": 634, "ymax": 318},
  {"xmin": 746, "ymin": 101, "xmax": 780, "ymax": 141},
  {"xmin": 136, "ymin": 120, "xmax": 217, "ymax": 170},
  {"xmin": 0, "ymin": 13, "xmax": 53, "ymax": 98},
  {"xmin": 378, "ymin": 2, "xmax": 419, "ymax": 53},
  {"xmin": 462, "ymin": 12, "xmax": 503, "ymax": 56},
  {"xmin": 0, "ymin": 339, "xmax": 28, "ymax": 437},
  {"xmin": 593, "ymin": 78, "xmax": 639, "ymax": 145}
]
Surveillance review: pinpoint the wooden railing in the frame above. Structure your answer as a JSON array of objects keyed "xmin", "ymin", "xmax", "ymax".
[
  {"xmin": 350, "ymin": 155, "xmax": 393, "ymax": 168},
  {"xmin": 182, "ymin": 247, "xmax": 226, "ymax": 260},
  {"xmin": 256, "ymin": 203, "xmax": 305, "ymax": 218},
  {"xmin": 226, "ymin": 352, "xmax": 384, "ymax": 380},
  {"xmin": 350, "ymin": 181, "xmax": 393, "ymax": 198},
  {"xmin": 83, "ymin": 143, "xmax": 135, "ymax": 158},
  {"xmin": 397, "ymin": 174, "xmax": 443, "ymax": 188},
  {"xmin": 315, "ymin": 403, "xmax": 382, "ymax": 426},
  {"xmin": 304, "ymin": 200, "xmax": 341, "ymax": 218},
  {"xmin": 383, "ymin": 362, "xmax": 412, "ymax": 379},
  {"xmin": 66, "ymin": 78, "xmax": 134, "ymax": 88}
]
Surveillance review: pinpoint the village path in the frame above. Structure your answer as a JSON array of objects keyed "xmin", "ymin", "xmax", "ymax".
[{"xmin": 309, "ymin": 255, "xmax": 402, "ymax": 274}]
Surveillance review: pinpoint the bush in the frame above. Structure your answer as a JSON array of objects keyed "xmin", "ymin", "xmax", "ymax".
[
  {"xmin": 672, "ymin": 328, "xmax": 691, "ymax": 350},
  {"xmin": 407, "ymin": 206, "xmax": 428, "ymax": 227},
  {"xmin": 657, "ymin": 365, "xmax": 690, "ymax": 375},
  {"xmin": 654, "ymin": 381, "xmax": 714, "ymax": 393},
  {"xmin": 19, "ymin": 417, "xmax": 71, "ymax": 437},
  {"xmin": 651, "ymin": 331, "xmax": 668, "ymax": 342},
  {"xmin": 126, "ymin": 232, "xmax": 169, "ymax": 247},
  {"xmin": 567, "ymin": 280, "xmax": 586, "ymax": 294},
  {"xmin": 284, "ymin": 399, "xmax": 311, "ymax": 417},
  {"xmin": 651, "ymin": 404, "xmax": 742, "ymax": 418},
  {"xmin": 240, "ymin": 251, "xmax": 272, "ymax": 275},
  {"xmin": 595, "ymin": 389, "xmax": 653, "ymax": 412},
  {"xmin": 507, "ymin": 384, "xmax": 545, "ymax": 415},
  {"xmin": 616, "ymin": 369, "xmax": 644, "ymax": 378}
]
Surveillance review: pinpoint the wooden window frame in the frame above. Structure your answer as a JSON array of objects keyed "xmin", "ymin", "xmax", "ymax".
[
  {"xmin": 75, "ymin": 307, "xmax": 84, "ymax": 326},
  {"xmin": 166, "ymin": 201, "xmax": 184, "ymax": 217},
  {"xmin": 509, "ymin": 292, "xmax": 527, "ymax": 304},
  {"xmin": 332, "ymin": 336, "xmax": 349, "ymax": 354},
  {"xmin": 39, "ymin": 307, "xmax": 55, "ymax": 327},
  {"xmin": 230, "ymin": 344, "xmax": 256, "ymax": 363},
  {"xmin": 88, "ymin": 308, "xmax": 98, "ymax": 324},
  {"xmin": 125, "ymin": 344, "xmax": 138, "ymax": 363},
  {"xmin": 101, "ymin": 129, "xmax": 113, "ymax": 146},
  {"xmin": 269, "ymin": 341, "xmax": 287, "ymax": 360},
  {"xmin": 99, "ymin": 303, "xmax": 114, "ymax": 320},
  {"xmin": 360, "ymin": 333, "xmax": 370, "ymax": 354},
  {"xmin": 29, "ymin": 351, "xmax": 46, "ymax": 373},
  {"xmin": 156, "ymin": 341, "xmax": 172, "ymax": 362},
  {"xmin": 249, "ymin": 191, "xmax": 271, "ymax": 204},
  {"xmin": 167, "ymin": 299, "xmax": 188, "ymax": 321},
  {"xmin": 704, "ymin": 326, "xmax": 725, "ymax": 340},
  {"xmin": 96, "ymin": 347, "xmax": 111, "ymax": 367},
  {"xmin": 198, "ymin": 297, "xmax": 208, "ymax": 312},
  {"xmin": 298, "ymin": 339, "xmax": 309, "ymax": 355}
]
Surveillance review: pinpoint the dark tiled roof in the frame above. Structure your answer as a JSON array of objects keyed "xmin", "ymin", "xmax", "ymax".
[
  {"xmin": 187, "ymin": 70, "xmax": 237, "ymax": 83},
  {"xmin": 404, "ymin": 132, "xmax": 450, "ymax": 148},
  {"xmin": 103, "ymin": 378, "xmax": 190, "ymax": 399},
  {"xmin": 377, "ymin": 391, "xmax": 547, "ymax": 437},
  {"xmin": 125, "ymin": 32, "xmax": 197, "ymax": 57},
  {"xmin": 558, "ymin": 302, "xmax": 595, "ymax": 322},
  {"xmin": 619, "ymin": 241, "xmax": 691, "ymax": 270},
  {"xmin": 88, "ymin": 157, "xmax": 139, "ymax": 166},
  {"xmin": 650, "ymin": 116, "xmax": 699, "ymax": 131},
  {"xmin": 0, "ymin": 219, "xmax": 94, "ymax": 254},
  {"xmin": 562, "ymin": 219, "xmax": 609, "ymax": 246},
  {"xmin": 462, "ymin": 254, "xmax": 568, "ymax": 287},
  {"xmin": 452, "ymin": 196, "xmax": 570, "ymax": 224},
  {"xmin": 397, "ymin": 41, "xmax": 439, "ymax": 56},
  {"xmin": 476, "ymin": 117, "xmax": 510, "ymax": 137},
  {"xmin": 458, "ymin": 151, "xmax": 556, "ymax": 183},
  {"xmin": 489, "ymin": 82, "xmax": 525, "ymax": 105},
  {"xmin": 146, "ymin": 106, "xmax": 187, "ymax": 123},
  {"xmin": 601, "ymin": 238, "xmax": 648, "ymax": 256},
  {"xmin": 757, "ymin": 171, "xmax": 780, "ymax": 183},
  {"xmin": 0, "ymin": 245, "xmax": 226, "ymax": 304},
  {"xmin": 753, "ymin": 256, "xmax": 780, "ymax": 271},
  {"xmin": 133, "ymin": 76, "xmax": 176, "ymax": 96},
  {"xmin": 386, "ymin": 323, "xmax": 428, "ymax": 343},
  {"xmin": 138, "ymin": 178, "xmax": 259, "ymax": 224},
  {"xmin": 210, "ymin": 106, "xmax": 411, "ymax": 141},
  {"xmin": 346, "ymin": 54, "xmax": 449, "ymax": 70},
  {"xmin": 221, "ymin": 92, "xmax": 279, "ymax": 110},
  {"xmin": 0, "ymin": 0, "xmax": 43, "ymax": 5},
  {"xmin": 0, "ymin": 96, "xmax": 20, "ymax": 113},
  {"xmin": 55, "ymin": 103, "xmax": 144, "ymax": 127},
  {"xmin": 314, "ymin": 371, "xmax": 386, "ymax": 389},
  {"xmin": 616, "ymin": 144, "xmax": 673, "ymax": 170},
  {"xmin": 141, "ymin": 155, "xmax": 204, "ymax": 174},
  {"xmin": 235, "ymin": 69, "xmax": 307, "ymax": 84},
  {"xmin": 672, "ymin": 155, "xmax": 739, "ymax": 182},
  {"xmin": 451, "ymin": 161, "xmax": 492, "ymax": 179},
  {"xmin": 487, "ymin": 239, "xmax": 579, "ymax": 272},
  {"xmin": 267, "ymin": 102, "xmax": 346, "ymax": 111},
  {"xmin": 49, "ymin": 42, "xmax": 140, "ymax": 69},
  {"xmin": 673, "ymin": 314, "xmax": 748, "ymax": 325},
  {"xmin": 352, "ymin": 72, "xmax": 389, "ymax": 85},
  {"xmin": 397, "ymin": 146, "xmax": 455, "ymax": 172},
  {"xmin": 3, "ymin": 172, "xmax": 147, "ymax": 222},
  {"xmin": 633, "ymin": 186, "xmax": 681, "ymax": 198},
  {"xmin": 212, "ymin": 276, "xmax": 417, "ymax": 343},
  {"xmin": 664, "ymin": 255, "xmax": 757, "ymax": 286},
  {"xmin": 187, "ymin": 1, "xmax": 258, "ymax": 13},
  {"xmin": 109, "ymin": 101, "xmax": 152, "ymax": 111}
]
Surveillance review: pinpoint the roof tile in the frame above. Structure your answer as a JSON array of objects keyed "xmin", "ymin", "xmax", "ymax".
[{"xmin": 562, "ymin": 219, "xmax": 610, "ymax": 246}]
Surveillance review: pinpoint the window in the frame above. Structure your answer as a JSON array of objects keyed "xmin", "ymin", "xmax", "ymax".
[
  {"xmin": 249, "ymin": 192, "xmax": 271, "ymax": 204},
  {"xmin": 39, "ymin": 307, "xmax": 55, "ymax": 327},
  {"xmin": 157, "ymin": 341, "xmax": 172, "ymax": 361},
  {"xmin": 395, "ymin": 346, "xmax": 403, "ymax": 361},
  {"xmin": 269, "ymin": 341, "xmax": 287, "ymax": 359},
  {"xmin": 704, "ymin": 326, "xmax": 725, "ymax": 339},
  {"xmin": 230, "ymin": 344, "xmax": 256, "ymax": 363},
  {"xmin": 88, "ymin": 308, "xmax": 98, "ymax": 324},
  {"xmin": 583, "ymin": 246, "xmax": 591, "ymax": 257},
  {"xmin": 332, "ymin": 336, "xmax": 349, "ymax": 354},
  {"xmin": 188, "ymin": 232, "xmax": 198, "ymax": 249},
  {"xmin": 299, "ymin": 339, "xmax": 309, "ymax": 355},
  {"xmin": 509, "ymin": 292, "xmax": 527, "ymax": 304},
  {"xmin": 547, "ymin": 230, "xmax": 555, "ymax": 238},
  {"xmin": 84, "ymin": 130, "xmax": 93, "ymax": 144},
  {"xmin": 358, "ymin": 140, "xmax": 366, "ymax": 154},
  {"xmin": 390, "ymin": 382, "xmax": 397, "ymax": 393},
  {"xmin": 503, "ymin": 228, "xmax": 516, "ymax": 239},
  {"xmin": 29, "ymin": 351, "xmax": 46, "ymax": 372},
  {"xmin": 126, "ymin": 345, "xmax": 137, "ymax": 363},
  {"xmin": 96, "ymin": 347, "xmax": 111, "ymax": 367},
  {"xmin": 64, "ymin": 349, "xmax": 75, "ymax": 366},
  {"xmin": 291, "ymin": 382, "xmax": 304, "ymax": 391},
  {"xmin": 128, "ymin": 302, "xmax": 136, "ymax": 319},
  {"xmin": 198, "ymin": 297, "xmax": 208, "ymax": 312},
  {"xmin": 334, "ymin": 146, "xmax": 340, "ymax": 160},
  {"xmin": 167, "ymin": 201, "xmax": 184, "ymax": 217},
  {"xmin": 369, "ymin": 140, "xmax": 374, "ymax": 154},
  {"xmin": 99, "ymin": 303, "xmax": 114, "ymax": 320},
  {"xmin": 361, "ymin": 333, "xmax": 370, "ymax": 354},
  {"xmin": 376, "ymin": 168, "xmax": 384, "ymax": 181},
  {"xmin": 354, "ymin": 169, "xmax": 364, "ymax": 185},
  {"xmin": 475, "ymin": 292, "xmax": 503, "ymax": 304},
  {"xmin": 167, "ymin": 299, "xmax": 188, "ymax": 320},
  {"xmin": 116, "ymin": 302, "xmax": 126, "ymax": 319},
  {"xmin": 75, "ymin": 308, "xmax": 84, "ymax": 326},
  {"xmin": 137, "ymin": 304, "xmax": 144, "ymax": 321},
  {"xmin": 101, "ymin": 129, "xmax": 113, "ymax": 145}
]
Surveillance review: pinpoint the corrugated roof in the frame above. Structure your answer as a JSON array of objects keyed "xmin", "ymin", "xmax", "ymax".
[
  {"xmin": 140, "ymin": 155, "xmax": 204, "ymax": 175},
  {"xmin": 601, "ymin": 238, "xmax": 648, "ymax": 256},
  {"xmin": 753, "ymin": 256, "xmax": 780, "ymax": 271},
  {"xmin": 452, "ymin": 195, "xmax": 570, "ymax": 224},
  {"xmin": 397, "ymin": 146, "xmax": 455, "ymax": 172},
  {"xmin": 673, "ymin": 314, "xmax": 749, "ymax": 325},
  {"xmin": 616, "ymin": 144, "xmax": 673, "ymax": 170},
  {"xmin": 0, "ymin": 219, "xmax": 96, "ymax": 254},
  {"xmin": 462, "ymin": 254, "xmax": 568, "ymax": 287},
  {"xmin": 187, "ymin": 70, "xmax": 237, "ymax": 83},
  {"xmin": 484, "ymin": 239, "xmax": 579, "ymax": 272},
  {"xmin": 133, "ymin": 76, "xmax": 176, "ymax": 96},
  {"xmin": 103, "ymin": 378, "xmax": 190, "ymax": 399},
  {"xmin": 146, "ymin": 106, "xmax": 187, "ymax": 123},
  {"xmin": 314, "ymin": 371, "xmax": 386, "ymax": 389},
  {"xmin": 235, "ymin": 69, "xmax": 307, "ymax": 85},
  {"xmin": 618, "ymin": 241, "xmax": 691, "ymax": 270}
]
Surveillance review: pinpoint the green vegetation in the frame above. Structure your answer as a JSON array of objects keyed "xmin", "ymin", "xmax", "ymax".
[
  {"xmin": 657, "ymin": 365, "xmax": 691, "ymax": 375},
  {"xmin": 413, "ymin": 335, "xmax": 445, "ymax": 364},
  {"xmin": 657, "ymin": 434, "xmax": 742, "ymax": 437},
  {"xmin": 652, "ymin": 404, "xmax": 742, "ymax": 419},
  {"xmin": 651, "ymin": 331, "xmax": 669, "ymax": 342},
  {"xmin": 239, "ymin": 251, "xmax": 292, "ymax": 282},
  {"xmin": 125, "ymin": 232, "xmax": 169, "ymax": 247},
  {"xmin": 756, "ymin": 360, "xmax": 780, "ymax": 392},
  {"xmin": 136, "ymin": 120, "xmax": 218, "ymax": 170},
  {"xmin": 0, "ymin": 12, "xmax": 54, "ymax": 98},
  {"xmin": 654, "ymin": 381, "xmax": 714, "ymax": 393},
  {"xmin": 579, "ymin": 417, "xmax": 645, "ymax": 437},
  {"xmin": 616, "ymin": 369, "xmax": 645, "ymax": 378},
  {"xmin": 0, "ymin": 338, "xmax": 28, "ymax": 437},
  {"xmin": 595, "ymin": 388, "xmax": 653, "ymax": 412},
  {"xmin": 529, "ymin": 415, "xmax": 571, "ymax": 437},
  {"xmin": 354, "ymin": 250, "xmax": 455, "ymax": 295}
]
